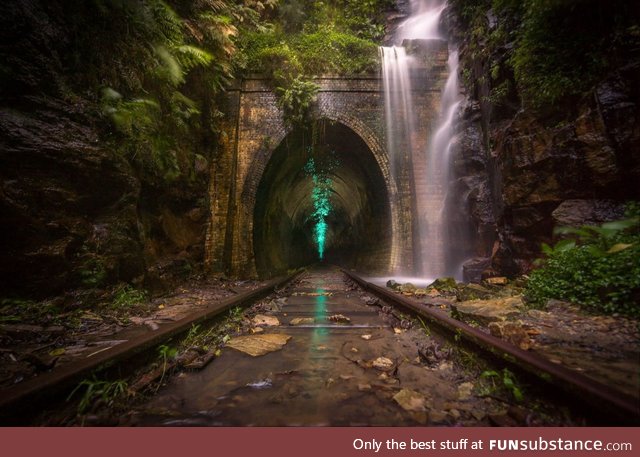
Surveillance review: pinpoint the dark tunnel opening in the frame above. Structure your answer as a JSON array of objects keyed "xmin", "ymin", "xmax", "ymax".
[{"xmin": 253, "ymin": 120, "xmax": 392, "ymax": 277}]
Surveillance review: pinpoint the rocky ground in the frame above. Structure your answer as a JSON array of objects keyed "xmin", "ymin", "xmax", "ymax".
[
  {"xmin": 385, "ymin": 277, "xmax": 640, "ymax": 399},
  {"xmin": 121, "ymin": 268, "xmax": 581, "ymax": 426},
  {"xmin": 0, "ymin": 276, "xmax": 261, "ymax": 390}
]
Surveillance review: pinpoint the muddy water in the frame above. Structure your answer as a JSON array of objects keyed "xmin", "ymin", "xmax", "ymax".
[{"xmin": 129, "ymin": 267, "xmax": 570, "ymax": 426}]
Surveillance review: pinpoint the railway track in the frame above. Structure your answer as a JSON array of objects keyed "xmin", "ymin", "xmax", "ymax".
[{"xmin": 2, "ymin": 266, "xmax": 637, "ymax": 425}]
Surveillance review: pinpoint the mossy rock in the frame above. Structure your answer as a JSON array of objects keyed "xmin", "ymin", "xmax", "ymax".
[
  {"xmin": 427, "ymin": 277, "xmax": 458, "ymax": 293},
  {"xmin": 457, "ymin": 283, "xmax": 493, "ymax": 301},
  {"xmin": 386, "ymin": 279, "xmax": 400, "ymax": 290},
  {"xmin": 400, "ymin": 282, "xmax": 417, "ymax": 294}
]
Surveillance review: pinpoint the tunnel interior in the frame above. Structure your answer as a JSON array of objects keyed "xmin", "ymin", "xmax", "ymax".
[{"xmin": 253, "ymin": 120, "xmax": 392, "ymax": 277}]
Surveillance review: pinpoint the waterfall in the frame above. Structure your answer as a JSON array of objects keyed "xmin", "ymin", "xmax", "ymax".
[
  {"xmin": 380, "ymin": 0, "xmax": 466, "ymax": 279},
  {"xmin": 379, "ymin": 46, "xmax": 415, "ymax": 175},
  {"xmin": 422, "ymin": 49, "xmax": 462, "ymax": 278}
]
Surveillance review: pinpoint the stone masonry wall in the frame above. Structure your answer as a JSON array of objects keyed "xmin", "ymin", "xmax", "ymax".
[{"xmin": 206, "ymin": 55, "xmax": 449, "ymax": 277}]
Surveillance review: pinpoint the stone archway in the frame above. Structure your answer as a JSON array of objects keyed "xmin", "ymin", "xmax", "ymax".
[
  {"xmin": 245, "ymin": 118, "xmax": 399, "ymax": 277},
  {"xmin": 205, "ymin": 76, "xmax": 434, "ymax": 277}
]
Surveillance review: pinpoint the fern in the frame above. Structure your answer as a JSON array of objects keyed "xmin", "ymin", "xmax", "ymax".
[
  {"xmin": 155, "ymin": 45, "xmax": 184, "ymax": 86},
  {"xmin": 174, "ymin": 45, "xmax": 214, "ymax": 70},
  {"xmin": 150, "ymin": 0, "xmax": 183, "ymax": 43}
]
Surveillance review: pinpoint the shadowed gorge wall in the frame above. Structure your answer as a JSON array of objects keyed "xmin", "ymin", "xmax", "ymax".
[{"xmin": 253, "ymin": 122, "xmax": 392, "ymax": 277}]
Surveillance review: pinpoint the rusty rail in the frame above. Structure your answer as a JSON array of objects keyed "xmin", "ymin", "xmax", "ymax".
[
  {"xmin": 342, "ymin": 269, "xmax": 640, "ymax": 424},
  {"xmin": 0, "ymin": 270, "xmax": 304, "ymax": 423}
]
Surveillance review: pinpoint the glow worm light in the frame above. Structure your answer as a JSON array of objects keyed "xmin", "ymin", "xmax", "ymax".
[{"xmin": 304, "ymin": 157, "xmax": 333, "ymax": 260}]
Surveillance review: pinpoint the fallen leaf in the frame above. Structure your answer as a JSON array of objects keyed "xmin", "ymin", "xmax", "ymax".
[
  {"xmin": 485, "ymin": 277, "xmax": 508, "ymax": 285},
  {"xmin": 328, "ymin": 314, "xmax": 351, "ymax": 324},
  {"xmin": 393, "ymin": 327, "xmax": 403, "ymax": 334},
  {"xmin": 158, "ymin": 304, "xmax": 165, "ymax": 310},
  {"xmin": 252, "ymin": 314, "xmax": 280, "ymax": 327},
  {"xmin": 361, "ymin": 334, "xmax": 372, "ymax": 340},
  {"xmin": 393, "ymin": 388, "xmax": 426, "ymax": 412},
  {"xmin": 226, "ymin": 334, "xmax": 291, "ymax": 357},
  {"xmin": 290, "ymin": 317, "xmax": 315, "ymax": 326},
  {"xmin": 372, "ymin": 356, "xmax": 394, "ymax": 371},
  {"xmin": 457, "ymin": 382, "xmax": 474, "ymax": 400},
  {"xmin": 49, "ymin": 348, "xmax": 65, "ymax": 357}
]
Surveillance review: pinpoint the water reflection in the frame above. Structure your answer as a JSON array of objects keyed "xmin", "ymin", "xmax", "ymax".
[{"xmin": 311, "ymin": 287, "xmax": 328, "ymax": 346}]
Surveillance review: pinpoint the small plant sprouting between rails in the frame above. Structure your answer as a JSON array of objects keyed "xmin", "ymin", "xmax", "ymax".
[
  {"xmin": 67, "ymin": 377, "xmax": 129, "ymax": 415},
  {"xmin": 157, "ymin": 344, "xmax": 178, "ymax": 389},
  {"xmin": 479, "ymin": 368, "xmax": 524, "ymax": 403},
  {"xmin": 180, "ymin": 307, "xmax": 244, "ymax": 352},
  {"xmin": 417, "ymin": 316, "xmax": 431, "ymax": 336}
]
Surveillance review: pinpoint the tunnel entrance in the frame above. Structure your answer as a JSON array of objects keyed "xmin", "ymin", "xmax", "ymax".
[{"xmin": 253, "ymin": 120, "xmax": 392, "ymax": 277}]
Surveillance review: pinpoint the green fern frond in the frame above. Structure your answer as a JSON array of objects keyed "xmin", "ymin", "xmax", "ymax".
[
  {"xmin": 174, "ymin": 44, "xmax": 214, "ymax": 70},
  {"xmin": 150, "ymin": 0, "xmax": 183, "ymax": 42},
  {"xmin": 155, "ymin": 45, "xmax": 184, "ymax": 85}
]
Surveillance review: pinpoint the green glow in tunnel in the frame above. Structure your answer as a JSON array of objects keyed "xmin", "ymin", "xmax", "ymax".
[{"xmin": 304, "ymin": 157, "xmax": 334, "ymax": 260}]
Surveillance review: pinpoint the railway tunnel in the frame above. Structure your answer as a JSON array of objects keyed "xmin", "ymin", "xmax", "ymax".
[{"xmin": 253, "ymin": 120, "xmax": 393, "ymax": 277}]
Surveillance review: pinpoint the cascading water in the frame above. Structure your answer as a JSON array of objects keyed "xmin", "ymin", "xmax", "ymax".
[
  {"xmin": 379, "ymin": 45, "xmax": 415, "ymax": 175},
  {"xmin": 381, "ymin": 0, "xmax": 466, "ymax": 279},
  {"xmin": 422, "ymin": 49, "xmax": 463, "ymax": 278}
]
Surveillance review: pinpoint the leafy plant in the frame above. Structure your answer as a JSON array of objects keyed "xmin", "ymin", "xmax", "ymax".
[
  {"xmin": 157, "ymin": 344, "xmax": 178, "ymax": 388},
  {"xmin": 236, "ymin": 0, "xmax": 388, "ymax": 124},
  {"xmin": 526, "ymin": 205, "xmax": 640, "ymax": 317},
  {"xmin": 112, "ymin": 285, "xmax": 148, "ymax": 309},
  {"xmin": 276, "ymin": 77, "xmax": 319, "ymax": 126},
  {"xmin": 0, "ymin": 298, "xmax": 59, "ymax": 324},
  {"xmin": 451, "ymin": 0, "xmax": 639, "ymax": 113},
  {"xmin": 67, "ymin": 377, "xmax": 129, "ymax": 415},
  {"xmin": 480, "ymin": 368, "xmax": 523, "ymax": 402},
  {"xmin": 417, "ymin": 316, "xmax": 431, "ymax": 336}
]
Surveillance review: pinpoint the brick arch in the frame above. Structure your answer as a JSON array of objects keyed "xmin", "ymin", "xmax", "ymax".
[
  {"xmin": 314, "ymin": 108, "xmax": 403, "ymax": 272},
  {"xmin": 239, "ymin": 114, "xmax": 402, "ymax": 274}
]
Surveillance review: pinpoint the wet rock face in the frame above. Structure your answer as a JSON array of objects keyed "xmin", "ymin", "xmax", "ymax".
[
  {"xmin": 488, "ymin": 76, "xmax": 640, "ymax": 273},
  {"xmin": 453, "ymin": 100, "xmax": 497, "ymax": 261},
  {"xmin": 451, "ymin": 24, "xmax": 640, "ymax": 277},
  {"xmin": 0, "ymin": 1, "xmax": 208, "ymax": 299},
  {"xmin": 0, "ymin": 102, "xmax": 143, "ymax": 297},
  {"xmin": 552, "ymin": 200, "xmax": 626, "ymax": 227}
]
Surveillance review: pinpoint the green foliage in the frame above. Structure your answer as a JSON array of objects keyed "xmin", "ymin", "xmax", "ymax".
[
  {"xmin": 78, "ymin": 256, "xmax": 108, "ymax": 288},
  {"xmin": 480, "ymin": 368, "xmax": 524, "ymax": 402},
  {"xmin": 67, "ymin": 377, "xmax": 129, "ymax": 415},
  {"xmin": 237, "ymin": 0, "xmax": 388, "ymax": 124},
  {"xmin": 525, "ymin": 205, "xmax": 640, "ymax": 317},
  {"xmin": 294, "ymin": 28, "xmax": 379, "ymax": 75},
  {"xmin": 157, "ymin": 343, "xmax": 178, "ymax": 388},
  {"xmin": 417, "ymin": 316, "xmax": 431, "ymax": 336},
  {"xmin": 0, "ymin": 298, "xmax": 59, "ymax": 324},
  {"xmin": 111, "ymin": 285, "xmax": 148, "ymax": 309},
  {"xmin": 451, "ymin": 0, "xmax": 639, "ymax": 113},
  {"xmin": 276, "ymin": 77, "xmax": 319, "ymax": 126},
  {"xmin": 56, "ymin": 0, "xmax": 269, "ymax": 183}
]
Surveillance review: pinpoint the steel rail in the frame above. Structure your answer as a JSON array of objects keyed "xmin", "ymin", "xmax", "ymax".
[
  {"xmin": 0, "ymin": 270, "xmax": 304, "ymax": 423},
  {"xmin": 342, "ymin": 269, "xmax": 640, "ymax": 424}
]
